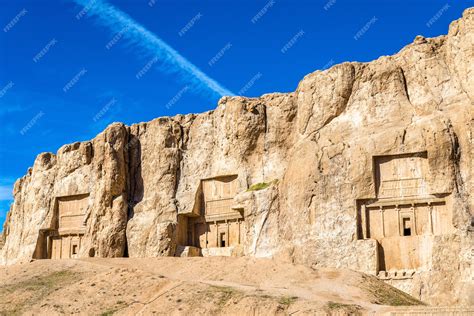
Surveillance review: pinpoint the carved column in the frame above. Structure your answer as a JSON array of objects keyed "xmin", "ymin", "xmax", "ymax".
[
  {"xmin": 226, "ymin": 219, "xmax": 229, "ymax": 247},
  {"xmin": 69, "ymin": 236, "xmax": 72, "ymax": 258},
  {"xmin": 380, "ymin": 206, "xmax": 385, "ymax": 237},
  {"xmin": 411, "ymin": 204, "xmax": 417, "ymax": 235},
  {"xmin": 361, "ymin": 204, "xmax": 367, "ymax": 239},
  {"xmin": 396, "ymin": 205, "xmax": 401, "ymax": 236},
  {"xmin": 428, "ymin": 203, "xmax": 433, "ymax": 234},
  {"xmin": 238, "ymin": 220, "xmax": 241, "ymax": 244},
  {"xmin": 215, "ymin": 221, "xmax": 218, "ymax": 248},
  {"xmin": 46, "ymin": 234, "xmax": 51, "ymax": 259}
]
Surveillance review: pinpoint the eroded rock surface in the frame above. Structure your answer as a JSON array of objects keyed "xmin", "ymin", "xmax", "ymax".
[{"xmin": 1, "ymin": 8, "xmax": 473, "ymax": 306}]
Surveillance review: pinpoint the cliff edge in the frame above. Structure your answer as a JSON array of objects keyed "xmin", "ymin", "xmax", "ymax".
[{"xmin": 2, "ymin": 8, "xmax": 473, "ymax": 306}]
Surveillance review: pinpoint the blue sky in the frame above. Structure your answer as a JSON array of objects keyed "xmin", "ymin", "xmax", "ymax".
[{"xmin": 0, "ymin": 0, "xmax": 472, "ymax": 229}]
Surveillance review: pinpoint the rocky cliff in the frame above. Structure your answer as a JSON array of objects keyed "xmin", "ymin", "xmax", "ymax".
[{"xmin": 2, "ymin": 8, "xmax": 473, "ymax": 306}]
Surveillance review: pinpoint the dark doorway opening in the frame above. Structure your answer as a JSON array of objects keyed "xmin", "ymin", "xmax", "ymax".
[
  {"xmin": 220, "ymin": 232, "xmax": 226, "ymax": 247},
  {"xmin": 403, "ymin": 218, "xmax": 412, "ymax": 236}
]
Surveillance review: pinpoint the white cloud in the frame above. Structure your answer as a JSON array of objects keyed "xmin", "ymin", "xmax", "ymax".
[{"xmin": 71, "ymin": 0, "xmax": 234, "ymax": 98}]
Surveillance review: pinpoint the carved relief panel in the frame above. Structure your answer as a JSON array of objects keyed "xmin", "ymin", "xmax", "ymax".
[
  {"xmin": 375, "ymin": 152, "xmax": 429, "ymax": 198},
  {"xmin": 357, "ymin": 152, "xmax": 453, "ymax": 274},
  {"xmin": 48, "ymin": 194, "xmax": 89, "ymax": 259},
  {"xmin": 181, "ymin": 175, "xmax": 244, "ymax": 253},
  {"xmin": 202, "ymin": 175, "xmax": 240, "ymax": 221},
  {"xmin": 57, "ymin": 194, "xmax": 88, "ymax": 234}
]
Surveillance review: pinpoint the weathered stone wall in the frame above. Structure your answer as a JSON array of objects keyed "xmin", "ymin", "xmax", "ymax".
[
  {"xmin": 1, "ymin": 124, "xmax": 129, "ymax": 263},
  {"xmin": 1, "ymin": 7, "xmax": 473, "ymax": 306}
]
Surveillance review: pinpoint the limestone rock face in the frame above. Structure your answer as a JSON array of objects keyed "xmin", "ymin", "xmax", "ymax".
[
  {"xmin": 1, "ymin": 123, "xmax": 129, "ymax": 262},
  {"xmin": 2, "ymin": 8, "xmax": 473, "ymax": 306}
]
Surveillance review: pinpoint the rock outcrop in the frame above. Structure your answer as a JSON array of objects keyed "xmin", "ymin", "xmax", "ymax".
[{"xmin": 2, "ymin": 8, "xmax": 473, "ymax": 306}]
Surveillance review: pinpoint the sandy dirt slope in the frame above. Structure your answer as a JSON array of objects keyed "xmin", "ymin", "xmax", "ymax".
[{"xmin": 0, "ymin": 257, "xmax": 422, "ymax": 315}]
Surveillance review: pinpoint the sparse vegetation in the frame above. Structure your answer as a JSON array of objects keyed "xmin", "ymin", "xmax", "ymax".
[
  {"xmin": 247, "ymin": 179, "xmax": 279, "ymax": 192},
  {"xmin": 1, "ymin": 270, "xmax": 79, "ymax": 294},
  {"xmin": 99, "ymin": 300, "xmax": 128, "ymax": 316},
  {"xmin": 326, "ymin": 301, "xmax": 362, "ymax": 314},
  {"xmin": 216, "ymin": 286, "xmax": 237, "ymax": 307},
  {"xmin": 0, "ymin": 259, "xmax": 429, "ymax": 315},
  {"xmin": 0, "ymin": 270, "xmax": 81, "ymax": 315},
  {"xmin": 207, "ymin": 285, "xmax": 243, "ymax": 310},
  {"xmin": 278, "ymin": 296, "xmax": 298, "ymax": 306},
  {"xmin": 100, "ymin": 309, "xmax": 117, "ymax": 316},
  {"xmin": 361, "ymin": 275, "xmax": 424, "ymax": 306}
]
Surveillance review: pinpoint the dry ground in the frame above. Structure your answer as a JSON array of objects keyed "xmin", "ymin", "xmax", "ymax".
[{"xmin": 0, "ymin": 257, "xmax": 423, "ymax": 315}]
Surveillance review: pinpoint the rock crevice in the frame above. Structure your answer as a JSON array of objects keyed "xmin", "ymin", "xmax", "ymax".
[{"xmin": 1, "ymin": 8, "xmax": 473, "ymax": 306}]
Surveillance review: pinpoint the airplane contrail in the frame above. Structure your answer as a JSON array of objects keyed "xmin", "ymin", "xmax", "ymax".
[{"xmin": 71, "ymin": 0, "xmax": 234, "ymax": 98}]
